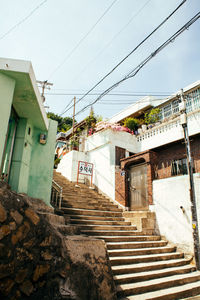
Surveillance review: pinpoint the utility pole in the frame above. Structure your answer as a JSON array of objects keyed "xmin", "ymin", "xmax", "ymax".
[
  {"xmin": 72, "ymin": 96, "xmax": 76, "ymax": 135},
  {"xmin": 37, "ymin": 80, "xmax": 53, "ymax": 102},
  {"xmin": 179, "ymin": 88, "xmax": 200, "ymax": 270}
]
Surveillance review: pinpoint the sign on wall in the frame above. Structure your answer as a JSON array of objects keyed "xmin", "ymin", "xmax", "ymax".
[{"xmin": 77, "ymin": 161, "xmax": 94, "ymax": 186}]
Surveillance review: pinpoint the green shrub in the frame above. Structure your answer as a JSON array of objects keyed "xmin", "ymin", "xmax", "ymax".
[
  {"xmin": 144, "ymin": 108, "xmax": 161, "ymax": 124},
  {"xmin": 123, "ymin": 117, "xmax": 140, "ymax": 131}
]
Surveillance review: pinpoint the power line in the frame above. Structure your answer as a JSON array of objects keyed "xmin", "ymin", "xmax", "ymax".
[
  {"xmin": 61, "ymin": 0, "xmax": 187, "ymax": 116},
  {"xmin": 74, "ymin": 11, "xmax": 200, "ymax": 118},
  {"xmin": 46, "ymin": 92, "xmax": 171, "ymax": 96},
  {"xmin": 70, "ymin": 0, "xmax": 151, "ymax": 84},
  {"xmin": 0, "ymin": 0, "xmax": 48, "ymax": 41},
  {"xmin": 48, "ymin": 0, "xmax": 118, "ymax": 79},
  {"xmin": 59, "ymin": 97, "xmax": 74, "ymax": 116}
]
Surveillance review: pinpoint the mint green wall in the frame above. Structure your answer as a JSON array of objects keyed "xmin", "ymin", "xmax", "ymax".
[
  {"xmin": 9, "ymin": 118, "xmax": 33, "ymax": 193},
  {"xmin": 28, "ymin": 119, "xmax": 57, "ymax": 205},
  {"xmin": 0, "ymin": 74, "xmax": 15, "ymax": 166}
]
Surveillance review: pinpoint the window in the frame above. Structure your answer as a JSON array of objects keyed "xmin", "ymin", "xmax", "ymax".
[
  {"xmin": 171, "ymin": 158, "xmax": 188, "ymax": 176},
  {"xmin": 163, "ymin": 103, "xmax": 172, "ymax": 118}
]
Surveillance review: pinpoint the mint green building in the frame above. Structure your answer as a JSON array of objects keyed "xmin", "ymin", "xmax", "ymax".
[{"xmin": 0, "ymin": 57, "xmax": 57, "ymax": 205}]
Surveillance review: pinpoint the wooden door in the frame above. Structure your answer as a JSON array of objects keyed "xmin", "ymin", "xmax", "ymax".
[{"xmin": 129, "ymin": 164, "xmax": 148, "ymax": 210}]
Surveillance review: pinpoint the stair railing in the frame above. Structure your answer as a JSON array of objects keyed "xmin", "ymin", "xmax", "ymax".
[{"xmin": 51, "ymin": 179, "xmax": 63, "ymax": 209}]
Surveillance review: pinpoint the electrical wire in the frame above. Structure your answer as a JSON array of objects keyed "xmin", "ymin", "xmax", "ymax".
[
  {"xmin": 73, "ymin": 11, "xmax": 200, "ymax": 118},
  {"xmin": 46, "ymin": 92, "xmax": 171, "ymax": 96},
  {"xmin": 70, "ymin": 0, "xmax": 151, "ymax": 84},
  {"xmin": 60, "ymin": 0, "xmax": 187, "ymax": 116},
  {"xmin": 48, "ymin": 0, "xmax": 118, "ymax": 79},
  {"xmin": 59, "ymin": 97, "xmax": 74, "ymax": 116},
  {"xmin": 0, "ymin": 0, "xmax": 48, "ymax": 41}
]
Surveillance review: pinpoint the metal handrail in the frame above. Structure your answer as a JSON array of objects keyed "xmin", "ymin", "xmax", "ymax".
[{"xmin": 51, "ymin": 179, "xmax": 63, "ymax": 209}]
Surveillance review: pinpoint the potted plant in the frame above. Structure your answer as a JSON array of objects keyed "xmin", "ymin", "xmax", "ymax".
[
  {"xmin": 123, "ymin": 117, "xmax": 140, "ymax": 133},
  {"xmin": 69, "ymin": 137, "xmax": 79, "ymax": 150},
  {"xmin": 144, "ymin": 108, "xmax": 161, "ymax": 126}
]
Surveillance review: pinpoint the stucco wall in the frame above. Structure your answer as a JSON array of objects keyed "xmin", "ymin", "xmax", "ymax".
[
  {"xmin": 0, "ymin": 73, "xmax": 15, "ymax": 167},
  {"xmin": 28, "ymin": 119, "xmax": 57, "ymax": 205},
  {"xmin": 152, "ymin": 174, "xmax": 200, "ymax": 254},
  {"xmin": 85, "ymin": 129, "xmax": 137, "ymax": 200},
  {"xmin": 57, "ymin": 150, "xmax": 87, "ymax": 183}
]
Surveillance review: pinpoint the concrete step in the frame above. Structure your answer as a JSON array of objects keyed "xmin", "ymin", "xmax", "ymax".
[
  {"xmin": 61, "ymin": 202, "xmax": 122, "ymax": 211},
  {"xmin": 38, "ymin": 212, "xmax": 65, "ymax": 225},
  {"xmin": 62, "ymin": 207, "xmax": 123, "ymax": 217},
  {"xmin": 112, "ymin": 257, "xmax": 193, "ymax": 275},
  {"xmin": 119, "ymin": 280, "xmax": 200, "ymax": 299},
  {"xmin": 108, "ymin": 246, "xmax": 176, "ymax": 257},
  {"xmin": 117, "ymin": 272, "xmax": 200, "ymax": 297},
  {"xmin": 93, "ymin": 235, "xmax": 161, "ymax": 243},
  {"xmin": 70, "ymin": 219, "xmax": 131, "ymax": 226},
  {"xmin": 110, "ymin": 252, "xmax": 184, "ymax": 266},
  {"xmin": 106, "ymin": 240, "xmax": 168, "ymax": 250},
  {"xmin": 61, "ymin": 198, "xmax": 115, "ymax": 206},
  {"xmin": 82, "ymin": 230, "xmax": 144, "ymax": 236},
  {"xmin": 115, "ymin": 265, "xmax": 196, "ymax": 284},
  {"xmin": 79, "ymin": 225, "xmax": 137, "ymax": 231},
  {"xmin": 69, "ymin": 214, "xmax": 125, "ymax": 222},
  {"xmin": 62, "ymin": 192, "xmax": 107, "ymax": 200}
]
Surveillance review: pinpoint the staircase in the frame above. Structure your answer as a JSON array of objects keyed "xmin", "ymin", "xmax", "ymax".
[{"xmin": 53, "ymin": 171, "xmax": 200, "ymax": 300}]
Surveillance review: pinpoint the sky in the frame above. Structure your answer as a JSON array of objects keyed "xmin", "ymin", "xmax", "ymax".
[{"xmin": 0, "ymin": 0, "xmax": 200, "ymax": 122}]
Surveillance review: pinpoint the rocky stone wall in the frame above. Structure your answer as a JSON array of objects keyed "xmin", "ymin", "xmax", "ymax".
[{"xmin": 0, "ymin": 182, "xmax": 116, "ymax": 300}]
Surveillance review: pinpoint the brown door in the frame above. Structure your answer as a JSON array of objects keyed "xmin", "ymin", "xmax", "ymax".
[{"xmin": 129, "ymin": 164, "xmax": 148, "ymax": 210}]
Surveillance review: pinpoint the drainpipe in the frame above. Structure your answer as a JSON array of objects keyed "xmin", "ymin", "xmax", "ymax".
[{"xmin": 180, "ymin": 88, "xmax": 200, "ymax": 270}]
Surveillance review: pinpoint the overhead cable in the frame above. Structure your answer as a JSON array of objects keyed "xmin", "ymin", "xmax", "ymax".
[
  {"xmin": 70, "ymin": 0, "xmax": 151, "ymax": 84},
  {"xmin": 74, "ymin": 11, "xmax": 200, "ymax": 118},
  {"xmin": 61, "ymin": 0, "xmax": 187, "ymax": 116},
  {"xmin": 0, "ymin": 0, "xmax": 48, "ymax": 41},
  {"xmin": 48, "ymin": 0, "xmax": 118, "ymax": 79}
]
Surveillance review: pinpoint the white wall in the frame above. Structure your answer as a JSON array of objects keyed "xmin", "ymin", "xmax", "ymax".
[
  {"xmin": 56, "ymin": 150, "xmax": 87, "ymax": 183},
  {"xmin": 85, "ymin": 129, "xmax": 137, "ymax": 200},
  {"xmin": 152, "ymin": 174, "xmax": 200, "ymax": 255}
]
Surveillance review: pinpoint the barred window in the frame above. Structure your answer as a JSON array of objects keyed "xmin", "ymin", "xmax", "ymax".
[{"xmin": 171, "ymin": 158, "xmax": 188, "ymax": 176}]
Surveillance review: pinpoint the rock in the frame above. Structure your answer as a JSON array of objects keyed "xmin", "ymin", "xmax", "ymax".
[
  {"xmin": 25, "ymin": 208, "xmax": 40, "ymax": 225},
  {"xmin": 0, "ymin": 203, "xmax": 7, "ymax": 222},
  {"xmin": 10, "ymin": 210, "xmax": 23, "ymax": 224},
  {"xmin": 0, "ymin": 225, "xmax": 10, "ymax": 240},
  {"xmin": 20, "ymin": 280, "xmax": 33, "ymax": 296},
  {"xmin": 33, "ymin": 264, "xmax": 50, "ymax": 282}
]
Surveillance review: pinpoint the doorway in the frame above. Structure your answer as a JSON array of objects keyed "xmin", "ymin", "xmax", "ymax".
[
  {"xmin": 128, "ymin": 163, "xmax": 148, "ymax": 210},
  {"xmin": 0, "ymin": 108, "xmax": 18, "ymax": 183}
]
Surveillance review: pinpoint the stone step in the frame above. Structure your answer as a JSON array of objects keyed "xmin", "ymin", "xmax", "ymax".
[
  {"xmin": 62, "ymin": 191, "xmax": 107, "ymax": 199},
  {"xmin": 62, "ymin": 207, "xmax": 123, "ymax": 217},
  {"xmin": 69, "ymin": 214, "xmax": 125, "ymax": 222},
  {"xmin": 110, "ymin": 252, "xmax": 184, "ymax": 266},
  {"xmin": 38, "ymin": 212, "xmax": 65, "ymax": 225},
  {"xmin": 119, "ymin": 280, "xmax": 200, "ymax": 299},
  {"xmin": 82, "ymin": 230, "xmax": 143, "ymax": 236},
  {"xmin": 108, "ymin": 246, "xmax": 176, "ymax": 257},
  {"xmin": 106, "ymin": 240, "xmax": 168, "ymax": 250},
  {"xmin": 61, "ymin": 202, "xmax": 121, "ymax": 211},
  {"xmin": 117, "ymin": 272, "xmax": 200, "ymax": 297},
  {"xmin": 93, "ymin": 235, "xmax": 161, "ymax": 243},
  {"xmin": 79, "ymin": 225, "xmax": 137, "ymax": 231},
  {"xmin": 112, "ymin": 257, "xmax": 193, "ymax": 275},
  {"xmin": 70, "ymin": 219, "xmax": 131, "ymax": 226},
  {"xmin": 61, "ymin": 198, "xmax": 115, "ymax": 206},
  {"xmin": 115, "ymin": 265, "xmax": 196, "ymax": 284}
]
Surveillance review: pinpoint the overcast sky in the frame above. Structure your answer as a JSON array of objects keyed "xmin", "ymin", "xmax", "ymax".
[{"xmin": 0, "ymin": 0, "xmax": 199, "ymax": 122}]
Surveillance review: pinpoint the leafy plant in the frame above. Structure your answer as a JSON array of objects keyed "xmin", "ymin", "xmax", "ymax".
[
  {"xmin": 47, "ymin": 112, "xmax": 73, "ymax": 132},
  {"xmin": 144, "ymin": 108, "xmax": 161, "ymax": 124},
  {"xmin": 123, "ymin": 117, "xmax": 140, "ymax": 131}
]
